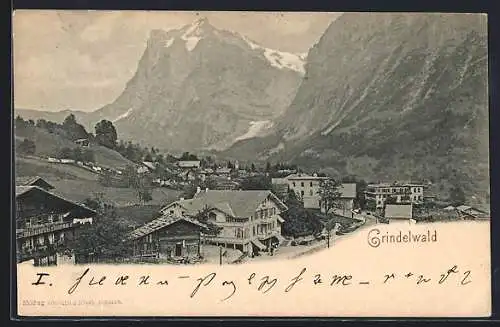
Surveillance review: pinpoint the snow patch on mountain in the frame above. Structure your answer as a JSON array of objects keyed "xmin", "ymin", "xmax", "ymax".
[
  {"xmin": 242, "ymin": 36, "xmax": 306, "ymax": 74},
  {"xmin": 234, "ymin": 120, "xmax": 274, "ymax": 142},
  {"xmin": 180, "ymin": 18, "xmax": 205, "ymax": 51},
  {"xmin": 164, "ymin": 38, "xmax": 174, "ymax": 48},
  {"xmin": 112, "ymin": 108, "xmax": 133, "ymax": 123}
]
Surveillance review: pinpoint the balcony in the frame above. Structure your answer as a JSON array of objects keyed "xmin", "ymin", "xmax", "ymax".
[
  {"xmin": 17, "ymin": 241, "xmax": 65, "ymax": 262},
  {"xmin": 17, "ymin": 221, "xmax": 74, "ymax": 239}
]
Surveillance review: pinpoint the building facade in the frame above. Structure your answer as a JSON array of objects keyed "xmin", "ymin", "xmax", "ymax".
[
  {"xmin": 15, "ymin": 185, "xmax": 96, "ymax": 266},
  {"xmin": 160, "ymin": 190, "xmax": 288, "ymax": 256},
  {"xmin": 273, "ymin": 173, "xmax": 356, "ymax": 213},
  {"xmin": 129, "ymin": 216, "xmax": 206, "ymax": 260},
  {"xmin": 364, "ymin": 183, "xmax": 425, "ymax": 209}
]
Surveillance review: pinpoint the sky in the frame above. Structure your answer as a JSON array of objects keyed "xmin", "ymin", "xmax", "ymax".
[{"xmin": 13, "ymin": 10, "xmax": 341, "ymax": 112}]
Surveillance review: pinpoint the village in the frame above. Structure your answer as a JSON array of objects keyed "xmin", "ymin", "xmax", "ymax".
[{"xmin": 15, "ymin": 134, "xmax": 491, "ymax": 267}]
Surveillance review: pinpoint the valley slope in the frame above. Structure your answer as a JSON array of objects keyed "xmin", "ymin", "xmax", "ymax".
[{"xmin": 224, "ymin": 13, "xmax": 489, "ymax": 203}]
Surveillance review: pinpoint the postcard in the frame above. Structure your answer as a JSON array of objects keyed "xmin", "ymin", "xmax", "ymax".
[{"xmin": 12, "ymin": 10, "xmax": 490, "ymax": 317}]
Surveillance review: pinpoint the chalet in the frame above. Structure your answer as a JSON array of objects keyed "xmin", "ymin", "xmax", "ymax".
[
  {"xmin": 384, "ymin": 204, "xmax": 413, "ymax": 220},
  {"xmin": 16, "ymin": 176, "xmax": 55, "ymax": 191},
  {"xmin": 74, "ymin": 138, "xmax": 89, "ymax": 147},
  {"xmin": 128, "ymin": 215, "xmax": 207, "ymax": 261},
  {"xmin": 159, "ymin": 190, "xmax": 288, "ymax": 256},
  {"xmin": 177, "ymin": 161, "xmax": 201, "ymax": 169},
  {"xmin": 15, "ymin": 185, "xmax": 96, "ymax": 266},
  {"xmin": 456, "ymin": 205, "xmax": 490, "ymax": 220}
]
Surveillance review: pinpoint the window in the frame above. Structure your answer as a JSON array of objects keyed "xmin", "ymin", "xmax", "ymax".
[
  {"xmin": 208, "ymin": 212, "xmax": 217, "ymax": 221},
  {"xmin": 301, "ymin": 190, "xmax": 304, "ymax": 197},
  {"xmin": 253, "ymin": 226, "xmax": 256, "ymax": 235},
  {"xmin": 301, "ymin": 182, "xmax": 304, "ymax": 187},
  {"xmin": 292, "ymin": 182, "xmax": 296, "ymax": 187},
  {"xmin": 309, "ymin": 190, "xmax": 313, "ymax": 196},
  {"xmin": 170, "ymin": 210, "xmax": 174, "ymax": 215},
  {"xmin": 310, "ymin": 182, "xmax": 313, "ymax": 187}
]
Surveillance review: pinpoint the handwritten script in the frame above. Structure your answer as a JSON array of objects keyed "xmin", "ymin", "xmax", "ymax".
[{"xmin": 28, "ymin": 264, "xmax": 473, "ymax": 303}]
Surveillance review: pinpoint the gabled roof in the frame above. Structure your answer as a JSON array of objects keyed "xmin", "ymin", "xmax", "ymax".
[
  {"xmin": 16, "ymin": 176, "xmax": 54, "ymax": 190},
  {"xmin": 128, "ymin": 215, "xmax": 207, "ymax": 240},
  {"xmin": 162, "ymin": 190, "xmax": 287, "ymax": 218},
  {"xmin": 15, "ymin": 186, "xmax": 96, "ymax": 217},
  {"xmin": 142, "ymin": 161, "xmax": 156, "ymax": 170}
]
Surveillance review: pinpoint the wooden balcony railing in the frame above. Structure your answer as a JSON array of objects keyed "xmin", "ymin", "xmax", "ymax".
[{"xmin": 17, "ymin": 221, "xmax": 74, "ymax": 239}]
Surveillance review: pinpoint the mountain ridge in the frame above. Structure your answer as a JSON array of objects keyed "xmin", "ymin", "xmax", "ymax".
[
  {"xmin": 16, "ymin": 17, "xmax": 307, "ymax": 150},
  {"xmin": 223, "ymin": 13, "xmax": 489, "ymax": 204}
]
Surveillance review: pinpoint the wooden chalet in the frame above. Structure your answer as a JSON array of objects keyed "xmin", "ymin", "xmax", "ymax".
[
  {"xmin": 16, "ymin": 176, "xmax": 55, "ymax": 191},
  {"xmin": 128, "ymin": 215, "xmax": 207, "ymax": 262},
  {"xmin": 15, "ymin": 185, "xmax": 96, "ymax": 266}
]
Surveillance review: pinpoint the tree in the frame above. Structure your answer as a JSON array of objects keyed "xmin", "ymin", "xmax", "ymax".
[
  {"xmin": 193, "ymin": 207, "xmax": 223, "ymax": 237},
  {"xmin": 385, "ymin": 195, "xmax": 399, "ymax": 205},
  {"xmin": 94, "ymin": 120, "xmax": 117, "ymax": 149},
  {"xmin": 281, "ymin": 190, "xmax": 322, "ymax": 237},
  {"xmin": 57, "ymin": 147, "xmax": 73, "ymax": 159},
  {"xmin": 202, "ymin": 177, "xmax": 218, "ymax": 191},
  {"xmin": 69, "ymin": 195, "xmax": 131, "ymax": 263},
  {"xmin": 180, "ymin": 152, "xmax": 198, "ymax": 161},
  {"xmin": 353, "ymin": 179, "xmax": 367, "ymax": 209},
  {"xmin": 449, "ymin": 185, "xmax": 466, "ymax": 206},
  {"xmin": 155, "ymin": 154, "xmax": 164, "ymax": 165},
  {"xmin": 318, "ymin": 178, "xmax": 342, "ymax": 213},
  {"xmin": 63, "ymin": 113, "xmax": 77, "ymax": 127},
  {"xmin": 62, "ymin": 114, "xmax": 89, "ymax": 141},
  {"xmin": 15, "ymin": 115, "xmax": 25, "ymax": 129},
  {"xmin": 98, "ymin": 170, "xmax": 113, "ymax": 187},
  {"xmin": 137, "ymin": 187, "xmax": 153, "ymax": 204},
  {"xmin": 17, "ymin": 139, "xmax": 36, "ymax": 155},
  {"xmin": 72, "ymin": 147, "xmax": 83, "ymax": 162},
  {"xmin": 365, "ymin": 198, "xmax": 377, "ymax": 211},
  {"xmin": 265, "ymin": 161, "xmax": 271, "ymax": 172},
  {"xmin": 81, "ymin": 149, "xmax": 95, "ymax": 163},
  {"xmin": 251, "ymin": 163, "xmax": 256, "ymax": 172},
  {"xmin": 240, "ymin": 175, "xmax": 272, "ymax": 190},
  {"xmin": 123, "ymin": 165, "xmax": 140, "ymax": 188},
  {"xmin": 144, "ymin": 153, "xmax": 153, "ymax": 162},
  {"xmin": 181, "ymin": 184, "xmax": 198, "ymax": 199},
  {"xmin": 36, "ymin": 119, "xmax": 48, "ymax": 129}
]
